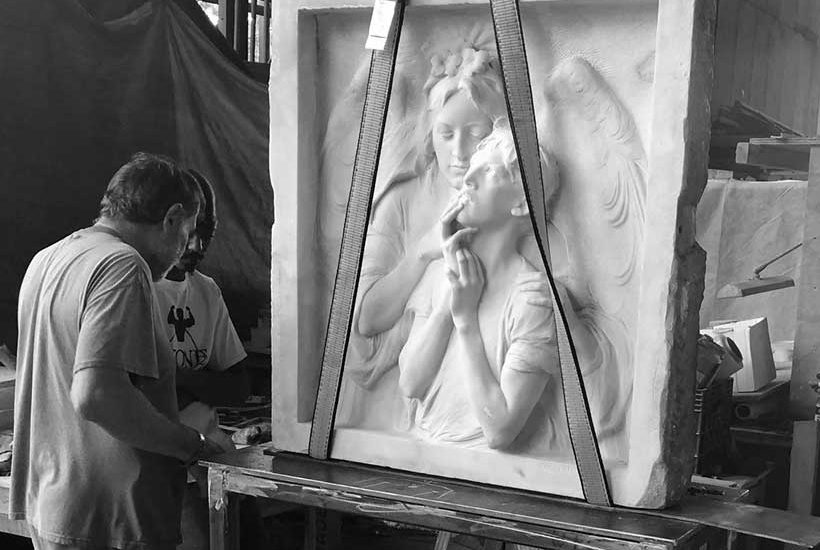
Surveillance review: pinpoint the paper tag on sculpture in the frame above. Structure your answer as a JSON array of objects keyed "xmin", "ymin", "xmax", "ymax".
[{"xmin": 365, "ymin": 0, "xmax": 396, "ymax": 50}]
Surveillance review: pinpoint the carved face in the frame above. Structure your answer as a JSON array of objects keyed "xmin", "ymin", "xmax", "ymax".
[
  {"xmin": 458, "ymin": 145, "xmax": 524, "ymax": 228},
  {"xmin": 431, "ymin": 92, "xmax": 494, "ymax": 188}
]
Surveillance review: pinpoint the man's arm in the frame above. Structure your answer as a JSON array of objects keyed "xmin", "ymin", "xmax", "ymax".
[
  {"xmin": 449, "ymin": 249, "xmax": 550, "ymax": 450},
  {"xmin": 71, "ymin": 367, "xmax": 225, "ymax": 461},
  {"xmin": 398, "ymin": 304, "xmax": 452, "ymax": 400},
  {"xmin": 455, "ymin": 324, "xmax": 549, "ymax": 449},
  {"xmin": 176, "ymin": 357, "xmax": 251, "ymax": 408}
]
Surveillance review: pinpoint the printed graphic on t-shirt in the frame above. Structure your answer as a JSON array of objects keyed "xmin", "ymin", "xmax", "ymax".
[{"xmin": 167, "ymin": 305, "xmax": 208, "ymax": 369}]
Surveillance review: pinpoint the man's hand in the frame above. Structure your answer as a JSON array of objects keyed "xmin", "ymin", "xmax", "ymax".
[
  {"xmin": 179, "ymin": 401, "xmax": 234, "ymax": 455},
  {"xmin": 448, "ymin": 248, "xmax": 485, "ymax": 328}
]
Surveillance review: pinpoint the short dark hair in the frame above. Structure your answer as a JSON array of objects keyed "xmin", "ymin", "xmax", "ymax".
[
  {"xmin": 99, "ymin": 152, "xmax": 201, "ymax": 223},
  {"xmin": 187, "ymin": 169, "xmax": 217, "ymax": 249}
]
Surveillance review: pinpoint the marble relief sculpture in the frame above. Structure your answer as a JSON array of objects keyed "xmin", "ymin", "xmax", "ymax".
[
  {"xmin": 331, "ymin": 46, "xmax": 644, "ymax": 464},
  {"xmin": 271, "ymin": 2, "xmax": 713, "ymax": 506}
]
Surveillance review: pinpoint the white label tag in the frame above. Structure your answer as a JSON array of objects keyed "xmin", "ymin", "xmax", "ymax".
[{"xmin": 365, "ymin": 0, "xmax": 396, "ymax": 50}]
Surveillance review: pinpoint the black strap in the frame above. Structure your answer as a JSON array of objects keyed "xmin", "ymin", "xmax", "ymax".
[
  {"xmin": 488, "ymin": 0, "xmax": 612, "ymax": 506},
  {"xmin": 308, "ymin": 0, "xmax": 406, "ymax": 459}
]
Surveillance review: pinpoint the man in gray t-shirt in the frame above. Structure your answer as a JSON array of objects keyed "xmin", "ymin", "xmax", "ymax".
[{"xmin": 11, "ymin": 153, "xmax": 228, "ymax": 550}]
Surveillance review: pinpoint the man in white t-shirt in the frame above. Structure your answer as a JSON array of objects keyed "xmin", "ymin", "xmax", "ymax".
[
  {"xmin": 154, "ymin": 169, "xmax": 261, "ymax": 550},
  {"xmin": 154, "ymin": 170, "xmax": 248, "ymax": 409},
  {"xmin": 11, "ymin": 153, "xmax": 229, "ymax": 550}
]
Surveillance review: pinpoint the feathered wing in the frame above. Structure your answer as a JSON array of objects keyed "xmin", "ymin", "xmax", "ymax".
[
  {"xmin": 318, "ymin": 55, "xmax": 423, "ymax": 396},
  {"xmin": 546, "ymin": 56, "xmax": 647, "ymax": 287},
  {"xmin": 318, "ymin": 56, "xmax": 421, "ymax": 274},
  {"xmin": 534, "ymin": 56, "xmax": 647, "ymax": 461}
]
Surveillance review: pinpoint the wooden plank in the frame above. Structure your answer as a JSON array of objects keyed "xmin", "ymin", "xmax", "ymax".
[
  {"xmin": 208, "ymin": 467, "xmax": 240, "ymax": 550},
  {"xmin": 749, "ymin": 1, "xmax": 770, "ymax": 109},
  {"xmin": 249, "ymin": 0, "xmax": 256, "ymax": 62},
  {"xmin": 712, "ymin": 0, "xmax": 741, "ymax": 110},
  {"xmin": 763, "ymin": 0, "xmax": 784, "ymax": 118},
  {"xmin": 735, "ymin": 141, "xmax": 810, "ymax": 171},
  {"xmin": 792, "ymin": 2, "xmax": 813, "ymax": 134},
  {"xmin": 778, "ymin": 0, "xmax": 801, "ymax": 130},
  {"xmin": 221, "ymin": 0, "xmax": 235, "ymax": 46},
  {"xmin": 732, "ymin": 0, "xmax": 758, "ymax": 104},
  {"xmin": 208, "ymin": 467, "xmax": 228, "ymax": 550},
  {"xmin": 800, "ymin": 0, "xmax": 820, "ymax": 135},
  {"xmin": 749, "ymin": 137, "xmax": 820, "ymax": 146},
  {"xmin": 233, "ymin": 0, "xmax": 248, "ymax": 60},
  {"xmin": 261, "ymin": 0, "xmax": 270, "ymax": 62},
  {"xmin": 791, "ymin": 147, "xmax": 820, "ymax": 420},
  {"xmin": 806, "ymin": 41, "xmax": 820, "ymax": 139}
]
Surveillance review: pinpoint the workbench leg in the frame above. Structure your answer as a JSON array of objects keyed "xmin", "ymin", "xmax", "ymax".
[
  {"xmin": 436, "ymin": 532, "xmax": 507, "ymax": 549},
  {"xmin": 208, "ymin": 467, "xmax": 240, "ymax": 550},
  {"xmin": 434, "ymin": 531, "xmax": 452, "ymax": 550},
  {"xmin": 789, "ymin": 420, "xmax": 820, "ymax": 515},
  {"xmin": 304, "ymin": 507, "xmax": 342, "ymax": 550}
]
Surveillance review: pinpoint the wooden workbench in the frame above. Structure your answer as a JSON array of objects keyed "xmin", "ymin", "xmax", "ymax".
[{"xmin": 204, "ymin": 446, "xmax": 727, "ymax": 550}]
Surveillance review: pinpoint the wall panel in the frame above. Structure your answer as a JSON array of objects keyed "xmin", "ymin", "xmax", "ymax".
[{"xmin": 713, "ymin": 0, "xmax": 820, "ymax": 135}]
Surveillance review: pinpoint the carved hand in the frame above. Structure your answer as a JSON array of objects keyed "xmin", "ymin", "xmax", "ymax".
[
  {"xmin": 414, "ymin": 193, "xmax": 471, "ymax": 263},
  {"xmin": 448, "ymin": 248, "xmax": 485, "ymax": 327},
  {"xmin": 439, "ymin": 194, "xmax": 477, "ymax": 272},
  {"xmin": 517, "ymin": 272, "xmax": 551, "ymax": 307},
  {"xmin": 415, "ymin": 221, "xmax": 444, "ymax": 263}
]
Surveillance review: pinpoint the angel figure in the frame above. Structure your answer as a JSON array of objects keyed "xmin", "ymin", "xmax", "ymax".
[{"xmin": 346, "ymin": 48, "xmax": 507, "ymax": 393}]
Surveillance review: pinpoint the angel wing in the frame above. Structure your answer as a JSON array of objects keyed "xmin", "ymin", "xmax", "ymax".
[
  {"xmin": 317, "ymin": 56, "xmax": 421, "ymax": 278},
  {"xmin": 317, "ymin": 54, "xmax": 425, "ymax": 400},
  {"xmin": 542, "ymin": 56, "xmax": 647, "ymax": 291},
  {"xmin": 533, "ymin": 56, "xmax": 646, "ymax": 461}
]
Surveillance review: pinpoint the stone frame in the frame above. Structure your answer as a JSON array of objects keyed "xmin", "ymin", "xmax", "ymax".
[{"xmin": 269, "ymin": 0, "xmax": 715, "ymax": 508}]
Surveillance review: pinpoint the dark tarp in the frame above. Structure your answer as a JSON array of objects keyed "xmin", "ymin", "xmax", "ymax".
[{"xmin": 0, "ymin": 0, "xmax": 272, "ymax": 345}]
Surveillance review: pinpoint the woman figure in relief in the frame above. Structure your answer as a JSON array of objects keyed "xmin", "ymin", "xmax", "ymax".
[{"xmin": 346, "ymin": 48, "xmax": 508, "ymax": 397}]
